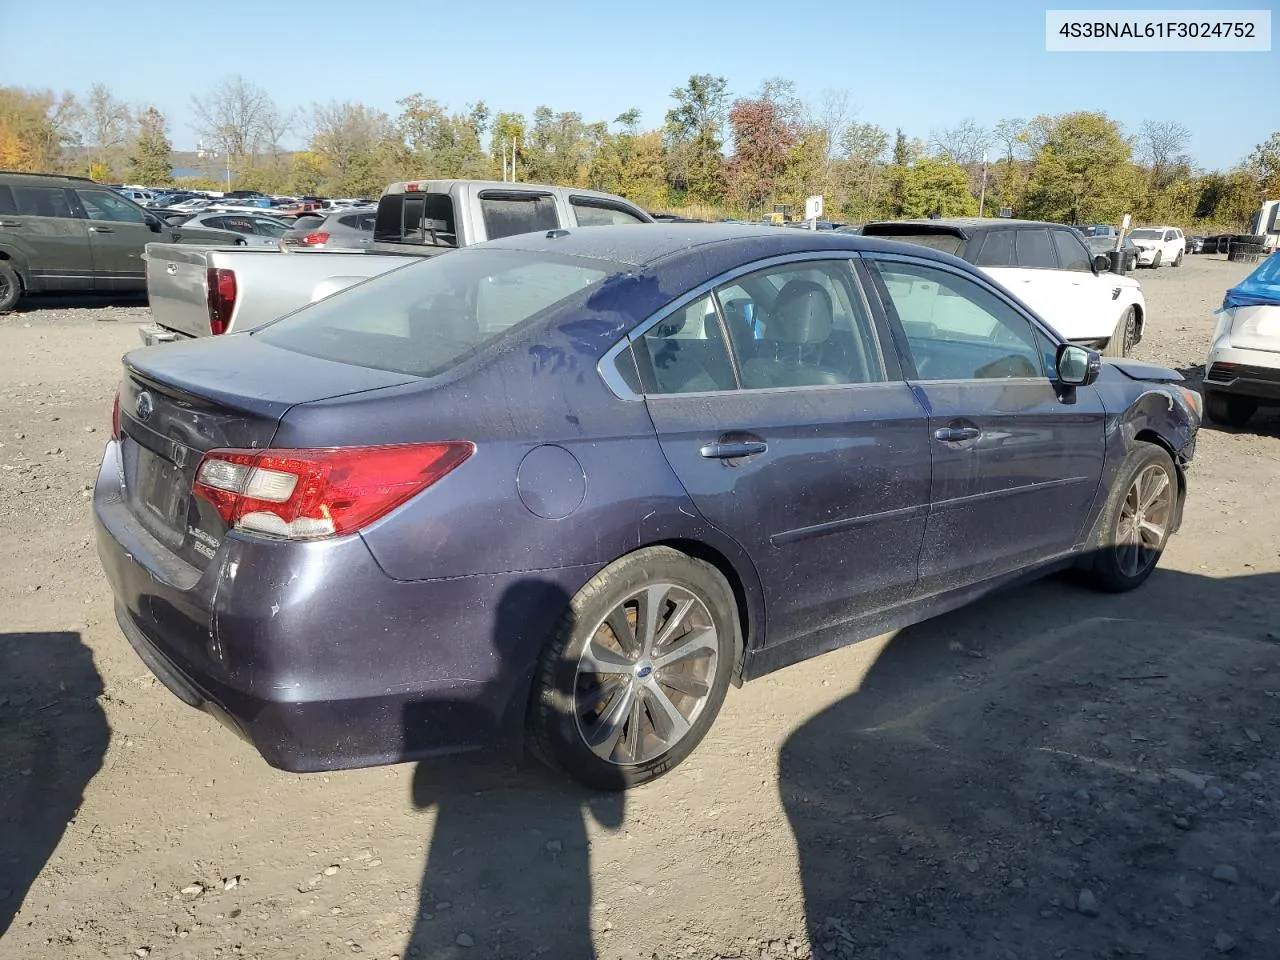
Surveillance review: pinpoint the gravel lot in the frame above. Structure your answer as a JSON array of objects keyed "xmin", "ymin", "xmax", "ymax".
[{"xmin": 3, "ymin": 257, "xmax": 1280, "ymax": 960}]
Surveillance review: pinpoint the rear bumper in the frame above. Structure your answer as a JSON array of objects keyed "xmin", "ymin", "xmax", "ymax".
[
  {"xmin": 93, "ymin": 440, "xmax": 600, "ymax": 771},
  {"xmin": 1205, "ymin": 343, "xmax": 1280, "ymax": 402}
]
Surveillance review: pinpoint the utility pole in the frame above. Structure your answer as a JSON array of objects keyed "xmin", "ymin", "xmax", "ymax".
[{"xmin": 978, "ymin": 150, "xmax": 988, "ymax": 217}]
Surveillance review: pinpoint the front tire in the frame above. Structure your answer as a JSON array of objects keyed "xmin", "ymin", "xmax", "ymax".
[
  {"xmin": 528, "ymin": 546, "xmax": 737, "ymax": 790},
  {"xmin": 0, "ymin": 261, "xmax": 21, "ymax": 313},
  {"xmin": 1205, "ymin": 391, "xmax": 1257, "ymax": 428},
  {"xmin": 1152, "ymin": 251, "xmax": 1162, "ymax": 268},
  {"xmin": 1082, "ymin": 444, "xmax": 1176, "ymax": 593},
  {"xmin": 1103, "ymin": 307, "xmax": 1137, "ymax": 357},
  {"xmin": 1173, "ymin": 250, "xmax": 1183, "ymax": 266}
]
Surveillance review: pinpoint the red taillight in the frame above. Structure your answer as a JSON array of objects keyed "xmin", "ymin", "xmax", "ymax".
[
  {"xmin": 191, "ymin": 442, "xmax": 473, "ymax": 540},
  {"xmin": 301, "ymin": 232, "xmax": 330, "ymax": 246},
  {"xmin": 206, "ymin": 267, "xmax": 237, "ymax": 335},
  {"xmin": 111, "ymin": 387, "xmax": 121, "ymax": 440}
]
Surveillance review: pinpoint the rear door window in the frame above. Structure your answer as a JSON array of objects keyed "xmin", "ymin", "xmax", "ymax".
[
  {"xmin": 571, "ymin": 199, "xmax": 647, "ymax": 226},
  {"xmin": 76, "ymin": 189, "xmax": 147, "ymax": 223},
  {"xmin": 1050, "ymin": 229, "xmax": 1092, "ymax": 272},
  {"xmin": 1014, "ymin": 228, "xmax": 1057, "ymax": 269},
  {"xmin": 12, "ymin": 186, "xmax": 74, "ymax": 218},
  {"xmin": 0, "ymin": 185, "xmax": 15, "ymax": 215},
  {"xmin": 973, "ymin": 229, "xmax": 1016, "ymax": 266},
  {"xmin": 479, "ymin": 193, "xmax": 559, "ymax": 240}
]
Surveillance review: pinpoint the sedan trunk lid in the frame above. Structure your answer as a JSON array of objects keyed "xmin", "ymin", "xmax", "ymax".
[{"xmin": 117, "ymin": 336, "xmax": 417, "ymax": 570}]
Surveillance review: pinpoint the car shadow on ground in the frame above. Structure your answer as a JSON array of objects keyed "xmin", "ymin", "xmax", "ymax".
[
  {"xmin": 0, "ymin": 632, "xmax": 109, "ymax": 937},
  {"xmin": 782, "ymin": 564, "xmax": 1280, "ymax": 959},
  {"xmin": 400, "ymin": 579, "xmax": 626, "ymax": 960}
]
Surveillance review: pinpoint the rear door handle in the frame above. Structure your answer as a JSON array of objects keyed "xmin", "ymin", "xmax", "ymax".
[
  {"xmin": 700, "ymin": 440, "xmax": 768, "ymax": 459},
  {"xmin": 0, "ymin": 220, "xmax": 20, "ymax": 227},
  {"xmin": 88, "ymin": 225, "xmax": 114, "ymax": 233},
  {"xmin": 934, "ymin": 426, "xmax": 981, "ymax": 442}
]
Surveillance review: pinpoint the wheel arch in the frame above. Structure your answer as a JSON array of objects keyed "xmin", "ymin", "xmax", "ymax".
[
  {"xmin": 0, "ymin": 247, "xmax": 31, "ymax": 289},
  {"xmin": 1131, "ymin": 428, "xmax": 1187, "ymax": 532}
]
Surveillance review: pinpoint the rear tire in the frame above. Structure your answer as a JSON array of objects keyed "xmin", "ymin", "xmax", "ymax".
[
  {"xmin": 1205, "ymin": 391, "xmax": 1257, "ymax": 428},
  {"xmin": 0, "ymin": 261, "xmax": 21, "ymax": 313},
  {"xmin": 1103, "ymin": 307, "xmax": 1137, "ymax": 357},
  {"xmin": 1173, "ymin": 250, "xmax": 1183, "ymax": 267},
  {"xmin": 1152, "ymin": 251, "xmax": 1162, "ymax": 268},
  {"xmin": 528, "ymin": 546, "xmax": 737, "ymax": 791},
  {"xmin": 1081, "ymin": 444, "xmax": 1176, "ymax": 593}
]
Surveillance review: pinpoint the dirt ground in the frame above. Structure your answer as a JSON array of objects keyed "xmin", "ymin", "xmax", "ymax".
[{"xmin": 2, "ymin": 256, "xmax": 1279, "ymax": 960}]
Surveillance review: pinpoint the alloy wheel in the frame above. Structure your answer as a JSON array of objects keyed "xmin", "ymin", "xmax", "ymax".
[
  {"xmin": 1115, "ymin": 463, "xmax": 1173, "ymax": 576},
  {"xmin": 574, "ymin": 582, "xmax": 720, "ymax": 765}
]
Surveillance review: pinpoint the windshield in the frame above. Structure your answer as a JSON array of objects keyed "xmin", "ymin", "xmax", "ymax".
[
  {"xmin": 255, "ymin": 248, "xmax": 612, "ymax": 377},
  {"xmin": 1129, "ymin": 229, "xmax": 1163, "ymax": 240},
  {"xmin": 872, "ymin": 232, "xmax": 965, "ymax": 256}
]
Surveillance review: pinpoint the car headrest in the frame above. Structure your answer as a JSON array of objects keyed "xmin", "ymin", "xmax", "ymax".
[
  {"xmin": 652, "ymin": 310, "xmax": 687, "ymax": 339},
  {"xmin": 769, "ymin": 280, "xmax": 833, "ymax": 344}
]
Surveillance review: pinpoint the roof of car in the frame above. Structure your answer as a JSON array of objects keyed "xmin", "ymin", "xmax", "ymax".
[
  {"xmin": 482, "ymin": 223, "xmax": 970, "ymax": 269},
  {"xmin": 0, "ymin": 170, "xmax": 95, "ymax": 184},
  {"xmin": 864, "ymin": 217, "xmax": 1067, "ymax": 233}
]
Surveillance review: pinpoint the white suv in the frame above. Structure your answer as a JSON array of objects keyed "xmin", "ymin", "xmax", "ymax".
[
  {"xmin": 860, "ymin": 219, "xmax": 1148, "ymax": 355},
  {"xmin": 1129, "ymin": 226, "xmax": 1185, "ymax": 268},
  {"xmin": 1203, "ymin": 252, "xmax": 1280, "ymax": 427}
]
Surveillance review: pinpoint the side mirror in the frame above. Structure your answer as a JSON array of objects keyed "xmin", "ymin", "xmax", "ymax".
[
  {"xmin": 1092, "ymin": 253, "xmax": 1110, "ymax": 273},
  {"xmin": 1057, "ymin": 343, "xmax": 1101, "ymax": 386},
  {"xmin": 145, "ymin": 215, "xmax": 163, "ymax": 233}
]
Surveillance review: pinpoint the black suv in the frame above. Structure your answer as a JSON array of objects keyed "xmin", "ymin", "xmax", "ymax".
[{"xmin": 0, "ymin": 171, "xmax": 240, "ymax": 311}]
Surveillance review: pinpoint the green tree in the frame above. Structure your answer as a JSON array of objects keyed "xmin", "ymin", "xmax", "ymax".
[
  {"xmin": 664, "ymin": 74, "xmax": 728, "ymax": 203},
  {"xmin": 1247, "ymin": 131, "xmax": 1280, "ymax": 195},
  {"xmin": 287, "ymin": 150, "xmax": 327, "ymax": 195},
  {"xmin": 1021, "ymin": 112, "xmax": 1139, "ymax": 223},
  {"xmin": 126, "ymin": 107, "xmax": 173, "ymax": 185},
  {"xmin": 395, "ymin": 95, "xmax": 488, "ymax": 178},
  {"xmin": 898, "ymin": 158, "xmax": 977, "ymax": 217}
]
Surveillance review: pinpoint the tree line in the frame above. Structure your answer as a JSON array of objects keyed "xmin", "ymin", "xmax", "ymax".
[{"xmin": 2, "ymin": 75, "xmax": 1278, "ymax": 231}]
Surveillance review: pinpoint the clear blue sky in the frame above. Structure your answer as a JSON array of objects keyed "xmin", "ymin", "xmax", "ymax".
[{"xmin": 2, "ymin": 0, "xmax": 1273, "ymax": 169}]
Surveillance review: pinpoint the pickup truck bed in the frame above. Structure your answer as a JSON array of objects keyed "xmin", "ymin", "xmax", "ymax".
[{"xmin": 142, "ymin": 245, "xmax": 412, "ymax": 342}]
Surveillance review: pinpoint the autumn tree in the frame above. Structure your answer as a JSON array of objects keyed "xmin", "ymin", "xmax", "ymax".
[
  {"xmin": 396, "ymin": 95, "xmax": 489, "ymax": 178},
  {"xmin": 1247, "ymin": 131, "xmax": 1280, "ymax": 195},
  {"xmin": 127, "ymin": 107, "xmax": 173, "ymax": 185},
  {"xmin": 834, "ymin": 120, "xmax": 889, "ymax": 220},
  {"xmin": 311, "ymin": 101, "xmax": 396, "ymax": 192},
  {"xmin": 1138, "ymin": 119, "xmax": 1192, "ymax": 191},
  {"xmin": 0, "ymin": 87, "xmax": 79, "ymax": 171},
  {"xmin": 726, "ymin": 80, "xmax": 805, "ymax": 214}
]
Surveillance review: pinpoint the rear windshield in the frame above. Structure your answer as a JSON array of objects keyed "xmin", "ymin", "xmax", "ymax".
[
  {"xmin": 254, "ymin": 248, "xmax": 611, "ymax": 377},
  {"xmin": 374, "ymin": 192, "xmax": 457, "ymax": 246},
  {"xmin": 864, "ymin": 230, "xmax": 965, "ymax": 256}
]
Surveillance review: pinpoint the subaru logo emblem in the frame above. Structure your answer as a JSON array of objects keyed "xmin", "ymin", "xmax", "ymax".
[{"xmin": 135, "ymin": 391, "xmax": 155, "ymax": 422}]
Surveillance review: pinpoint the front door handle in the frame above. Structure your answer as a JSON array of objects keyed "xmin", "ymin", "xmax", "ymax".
[
  {"xmin": 700, "ymin": 440, "xmax": 768, "ymax": 459},
  {"xmin": 88, "ymin": 225, "xmax": 114, "ymax": 233},
  {"xmin": 0, "ymin": 220, "xmax": 21, "ymax": 228},
  {"xmin": 934, "ymin": 426, "xmax": 981, "ymax": 442}
]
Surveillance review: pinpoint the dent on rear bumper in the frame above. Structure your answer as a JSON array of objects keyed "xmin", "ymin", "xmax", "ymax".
[{"xmin": 94, "ymin": 441, "xmax": 603, "ymax": 771}]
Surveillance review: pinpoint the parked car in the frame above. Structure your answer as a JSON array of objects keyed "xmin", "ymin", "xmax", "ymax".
[
  {"xmin": 280, "ymin": 207, "xmax": 377, "ymax": 250},
  {"xmin": 141, "ymin": 179, "xmax": 654, "ymax": 343},
  {"xmin": 860, "ymin": 218, "xmax": 1147, "ymax": 355},
  {"xmin": 95, "ymin": 224, "xmax": 1201, "ymax": 790},
  {"xmin": 177, "ymin": 212, "xmax": 292, "ymax": 248},
  {"xmin": 1082, "ymin": 233, "xmax": 1140, "ymax": 273},
  {"xmin": 1128, "ymin": 226, "xmax": 1185, "ymax": 268},
  {"xmin": 1203, "ymin": 251, "xmax": 1280, "ymax": 427},
  {"xmin": 1186, "ymin": 235, "xmax": 1206, "ymax": 254},
  {"xmin": 0, "ymin": 171, "xmax": 245, "ymax": 312},
  {"xmin": 1080, "ymin": 224, "xmax": 1118, "ymax": 238}
]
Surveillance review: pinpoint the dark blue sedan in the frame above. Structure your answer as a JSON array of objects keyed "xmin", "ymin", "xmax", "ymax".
[{"xmin": 94, "ymin": 225, "xmax": 1201, "ymax": 790}]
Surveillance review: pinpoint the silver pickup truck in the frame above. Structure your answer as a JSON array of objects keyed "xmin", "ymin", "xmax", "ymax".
[{"xmin": 140, "ymin": 179, "xmax": 653, "ymax": 344}]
